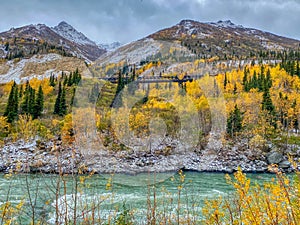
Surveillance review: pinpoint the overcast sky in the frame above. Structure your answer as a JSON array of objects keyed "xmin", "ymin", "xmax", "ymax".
[{"xmin": 0, "ymin": 0, "xmax": 299, "ymax": 44}]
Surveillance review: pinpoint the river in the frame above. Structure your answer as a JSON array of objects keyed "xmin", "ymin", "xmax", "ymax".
[{"xmin": 0, "ymin": 172, "xmax": 276, "ymax": 224}]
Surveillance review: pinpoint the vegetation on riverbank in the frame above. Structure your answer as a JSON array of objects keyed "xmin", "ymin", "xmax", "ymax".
[
  {"xmin": 1, "ymin": 59, "xmax": 300, "ymax": 149},
  {"xmin": 0, "ymin": 166, "xmax": 299, "ymax": 224}
]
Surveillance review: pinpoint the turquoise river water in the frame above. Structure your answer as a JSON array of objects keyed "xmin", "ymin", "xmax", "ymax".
[{"xmin": 0, "ymin": 172, "xmax": 276, "ymax": 224}]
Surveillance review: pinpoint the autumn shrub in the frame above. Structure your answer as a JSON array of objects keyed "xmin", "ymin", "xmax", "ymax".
[
  {"xmin": 202, "ymin": 167, "xmax": 300, "ymax": 225},
  {"xmin": 249, "ymin": 134, "xmax": 267, "ymax": 151}
]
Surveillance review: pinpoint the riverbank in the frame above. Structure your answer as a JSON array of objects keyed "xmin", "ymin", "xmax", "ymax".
[{"xmin": 0, "ymin": 138, "xmax": 299, "ymax": 174}]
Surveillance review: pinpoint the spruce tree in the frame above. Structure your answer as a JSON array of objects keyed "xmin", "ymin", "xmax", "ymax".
[
  {"xmin": 19, "ymin": 85, "xmax": 23, "ymax": 98},
  {"xmin": 63, "ymin": 75, "xmax": 68, "ymax": 86},
  {"xmin": 116, "ymin": 70, "xmax": 124, "ymax": 94},
  {"xmin": 59, "ymin": 87, "xmax": 67, "ymax": 116},
  {"xmin": 49, "ymin": 74, "xmax": 55, "ymax": 87},
  {"xmin": 33, "ymin": 85, "xmax": 44, "ymax": 119},
  {"xmin": 113, "ymin": 70, "xmax": 124, "ymax": 108},
  {"xmin": 292, "ymin": 99, "xmax": 299, "ymax": 131},
  {"xmin": 262, "ymin": 88, "xmax": 275, "ymax": 113},
  {"xmin": 265, "ymin": 68, "xmax": 272, "ymax": 90},
  {"xmin": 227, "ymin": 104, "xmax": 243, "ymax": 137},
  {"xmin": 4, "ymin": 81, "xmax": 19, "ymax": 123},
  {"xmin": 252, "ymin": 71, "xmax": 258, "ymax": 89},
  {"xmin": 70, "ymin": 87, "xmax": 76, "ymax": 106},
  {"xmin": 262, "ymin": 87, "xmax": 276, "ymax": 128},
  {"xmin": 258, "ymin": 72, "xmax": 264, "ymax": 91},
  {"xmin": 74, "ymin": 68, "xmax": 80, "ymax": 83},
  {"xmin": 54, "ymin": 82, "xmax": 62, "ymax": 114},
  {"xmin": 21, "ymin": 82, "xmax": 30, "ymax": 114},
  {"xmin": 13, "ymin": 85, "xmax": 19, "ymax": 118},
  {"xmin": 67, "ymin": 72, "xmax": 73, "ymax": 86},
  {"xmin": 243, "ymin": 67, "xmax": 248, "ymax": 85},
  {"xmin": 29, "ymin": 88, "xmax": 35, "ymax": 115},
  {"xmin": 72, "ymin": 71, "xmax": 77, "ymax": 85},
  {"xmin": 224, "ymin": 72, "xmax": 228, "ymax": 89}
]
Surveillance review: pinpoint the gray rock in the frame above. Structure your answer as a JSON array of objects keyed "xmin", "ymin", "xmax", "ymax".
[
  {"xmin": 267, "ymin": 151, "xmax": 283, "ymax": 164},
  {"xmin": 278, "ymin": 160, "xmax": 291, "ymax": 169}
]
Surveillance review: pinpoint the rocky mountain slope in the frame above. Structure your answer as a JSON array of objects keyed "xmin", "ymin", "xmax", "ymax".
[
  {"xmin": 149, "ymin": 19, "xmax": 300, "ymax": 58},
  {"xmin": 0, "ymin": 53, "xmax": 89, "ymax": 84},
  {"xmin": 0, "ymin": 21, "xmax": 105, "ymax": 83},
  {"xmin": 95, "ymin": 19, "xmax": 300, "ymax": 71},
  {"xmin": 98, "ymin": 41, "xmax": 122, "ymax": 52},
  {"xmin": 0, "ymin": 21, "xmax": 105, "ymax": 62}
]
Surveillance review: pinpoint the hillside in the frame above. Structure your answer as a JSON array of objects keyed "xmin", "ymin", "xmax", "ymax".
[
  {"xmin": 149, "ymin": 19, "xmax": 300, "ymax": 59},
  {"xmin": 93, "ymin": 19, "xmax": 300, "ymax": 79},
  {"xmin": 0, "ymin": 21, "xmax": 105, "ymax": 62},
  {"xmin": 0, "ymin": 53, "xmax": 89, "ymax": 84}
]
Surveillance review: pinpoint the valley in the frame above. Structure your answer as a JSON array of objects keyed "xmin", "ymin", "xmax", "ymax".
[{"xmin": 0, "ymin": 17, "xmax": 300, "ymax": 224}]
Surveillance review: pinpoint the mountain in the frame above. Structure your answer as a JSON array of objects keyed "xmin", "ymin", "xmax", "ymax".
[
  {"xmin": 148, "ymin": 19, "xmax": 300, "ymax": 58},
  {"xmin": 52, "ymin": 21, "xmax": 97, "ymax": 46},
  {"xmin": 98, "ymin": 42, "xmax": 122, "ymax": 52},
  {"xmin": 0, "ymin": 22, "xmax": 105, "ymax": 62},
  {"xmin": 93, "ymin": 19, "xmax": 300, "ymax": 77}
]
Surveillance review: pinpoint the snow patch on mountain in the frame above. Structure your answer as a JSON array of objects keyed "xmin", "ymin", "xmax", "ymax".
[
  {"xmin": 0, "ymin": 54, "xmax": 62, "ymax": 84},
  {"xmin": 52, "ymin": 21, "xmax": 96, "ymax": 46},
  {"xmin": 261, "ymin": 42, "xmax": 284, "ymax": 50},
  {"xmin": 97, "ymin": 38, "xmax": 161, "ymax": 65},
  {"xmin": 98, "ymin": 42, "xmax": 122, "ymax": 51},
  {"xmin": 209, "ymin": 20, "xmax": 244, "ymax": 29}
]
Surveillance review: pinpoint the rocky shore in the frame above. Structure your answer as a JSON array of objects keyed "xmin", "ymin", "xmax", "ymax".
[{"xmin": 0, "ymin": 138, "xmax": 299, "ymax": 174}]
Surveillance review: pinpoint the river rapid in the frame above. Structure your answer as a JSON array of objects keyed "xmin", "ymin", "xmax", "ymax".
[{"xmin": 0, "ymin": 172, "xmax": 276, "ymax": 224}]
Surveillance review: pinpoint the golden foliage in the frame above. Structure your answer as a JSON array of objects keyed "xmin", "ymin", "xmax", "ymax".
[{"xmin": 202, "ymin": 168, "xmax": 300, "ymax": 225}]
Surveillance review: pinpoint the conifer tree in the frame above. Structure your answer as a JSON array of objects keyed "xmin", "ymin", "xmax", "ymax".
[
  {"xmin": 224, "ymin": 72, "xmax": 228, "ymax": 89},
  {"xmin": 49, "ymin": 74, "xmax": 56, "ymax": 87},
  {"xmin": 19, "ymin": 85, "xmax": 23, "ymax": 98},
  {"xmin": 54, "ymin": 82, "xmax": 62, "ymax": 115},
  {"xmin": 252, "ymin": 71, "xmax": 258, "ymax": 89},
  {"xmin": 21, "ymin": 81, "xmax": 32, "ymax": 114},
  {"xmin": 59, "ymin": 87, "xmax": 67, "ymax": 116},
  {"xmin": 113, "ymin": 70, "xmax": 124, "ymax": 108},
  {"xmin": 262, "ymin": 87, "xmax": 276, "ymax": 128},
  {"xmin": 33, "ymin": 85, "xmax": 44, "ymax": 119},
  {"xmin": 70, "ymin": 87, "xmax": 76, "ymax": 106},
  {"xmin": 4, "ymin": 81, "xmax": 19, "ymax": 123},
  {"xmin": 243, "ymin": 67, "xmax": 248, "ymax": 85},
  {"xmin": 227, "ymin": 104, "xmax": 243, "ymax": 137},
  {"xmin": 292, "ymin": 99, "xmax": 299, "ymax": 132},
  {"xmin": 67, "ymin": 72, "xmax": 73, "ymax": 86},
  {"xmin": 29, "ymin": 88, "xmax": 35, "ymax": 115},
  {"xmin": 63, "ymin": 75, "xmax": 68, "ymax": 86},
  {"xmin": 116, "ymin": 70, "xmax": 124, "ymax": 94},
  {"xmin": 262, "ymin": 88, "xmax": 275, "ymax": 113},
  {"xmin": 265, "ymin": 68, "xmax": 272, "ymax": 90}
]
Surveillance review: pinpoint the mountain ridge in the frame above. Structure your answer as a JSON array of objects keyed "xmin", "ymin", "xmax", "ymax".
[
  {"xmin": 0, "ymin": 21, "xmax": 106, "ymax": 62},
  {"xmin": 146, "ymin": 19, "xmax": 300, "ymax": 59}
]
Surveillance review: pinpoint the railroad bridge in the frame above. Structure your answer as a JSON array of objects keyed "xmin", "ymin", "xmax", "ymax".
[{"xmin": 101, "ymin": 74, "xmax": 206, "ymax": 84}]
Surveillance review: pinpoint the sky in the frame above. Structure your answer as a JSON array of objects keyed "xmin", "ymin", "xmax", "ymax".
[{"xmin": 0, "ymin": 0, "xmax": 299, "ymax": 44}]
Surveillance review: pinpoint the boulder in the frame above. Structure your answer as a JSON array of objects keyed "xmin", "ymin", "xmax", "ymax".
[
  {"xmin": 267, "ymin": 151, "xmax": 283, "ymax": 164},
  {"xmin": 278, "ymin": 160, "xmax": 291, "ymax": 169}
]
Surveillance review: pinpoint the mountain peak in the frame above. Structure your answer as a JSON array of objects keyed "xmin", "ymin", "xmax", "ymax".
[
  {"xmin": 178, "ymin": 19, "xmax": 197, "ymax": 25},
  {"xmin": 52, "ymin": 21, "xmax": 96, "ymax": 46},
  {"xmin": 209, "ymin": 20, "xmax": 244, "ymax": 29},
  {"xmin": 57, "ymin": 21, "xmax": 70, "ymax": 27}
]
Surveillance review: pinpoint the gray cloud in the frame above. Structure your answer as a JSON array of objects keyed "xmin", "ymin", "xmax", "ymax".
[{"xmin": 0, "ymin": 0, "xmax": 299, "ymax": 43}]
